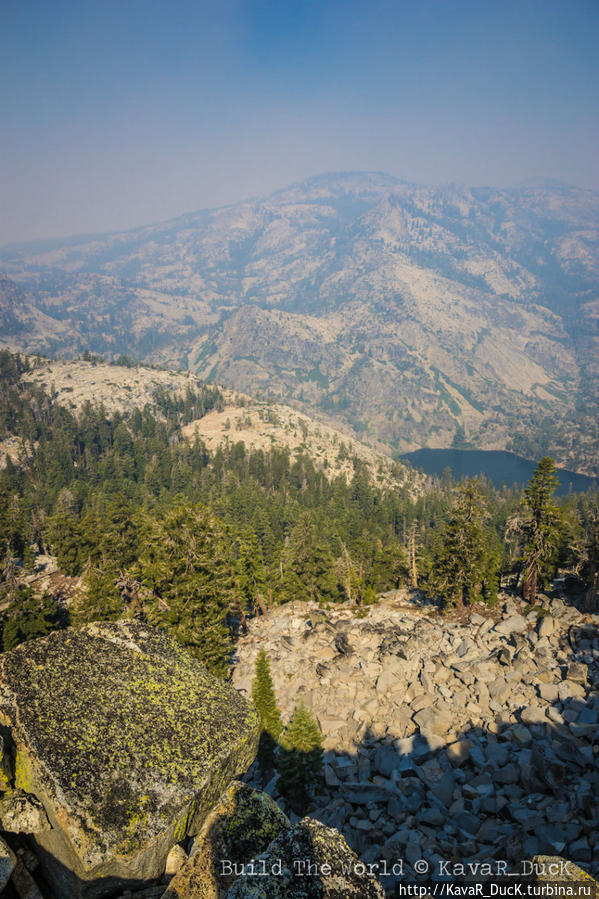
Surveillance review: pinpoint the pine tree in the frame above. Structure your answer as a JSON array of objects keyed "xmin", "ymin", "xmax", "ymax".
[
  {"xmin": 281, "ymin": 512, "xmax": 341, "ymax": 604},
  {"xmin": 235, "ymin": 532, "xmax": 268, "ymax": 616},
  {"xmin": 276, "ymin": 700, "xmax": 323, "ymax": 814},
  {"xmin": 521, "ymin": 457, "xmax": 560, "ymax": 604},
  {"xmin": 1, "ymin": 587, "xmax": 64, "ymax": 651},
  {"xmin": 136, "ymin": 503, "xmax": 235, "ymax": 676},
  {"xmin": 429, "ymin": 481, "xmax": 498, "ymax": 607},
  {"xmin": 251, "ymin": 649, "xmax": 283, "ymax": 773}
]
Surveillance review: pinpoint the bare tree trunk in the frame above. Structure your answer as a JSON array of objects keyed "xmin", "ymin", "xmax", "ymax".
[
  {"xmin": 585, "ymin": 567, "xmax": 598, "ymax": 613},
  {"xmin": 522, "ymin": 562, "xmax": 537, "ymax": 605},
  {"xmin": 236, "ymin": 596, "xmax": 248, "ymax": 634},
  {"xmin": 410, "ymin": 523, "xmax": 418, "ymax": 590}
]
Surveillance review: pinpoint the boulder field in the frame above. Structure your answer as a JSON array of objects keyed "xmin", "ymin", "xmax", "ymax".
[
  {"xmin": 0, "ymin": 592, "xmax": 596, "ymax": 897},
  {"xmin": 233, "ymin": 591, "xmax": 599, "ymax": 889}
]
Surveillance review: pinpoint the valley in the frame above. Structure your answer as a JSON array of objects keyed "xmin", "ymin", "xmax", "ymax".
[
  {"xmin": 0, "ymin": 349, "xmax": 597, "ymax": 895},
  {"xmin": 1, "ymin": 172, "xmax": 598, "ymax": 475}
]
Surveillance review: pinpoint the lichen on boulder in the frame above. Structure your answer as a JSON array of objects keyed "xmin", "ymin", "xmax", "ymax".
[
  {"xmin": 526, "ymin": 856, "xmax": 597, "ymax": 891},
  {"xmin": 163, "ymin": 781, "xmax": 288, "ymax": 898},
  {"xmin": 0, "ymin": 621, "xmax": 260, "ymax": 897},
  {"xmin": 225, "ymin": 817, "xmax": 385, "ymax": 898}
]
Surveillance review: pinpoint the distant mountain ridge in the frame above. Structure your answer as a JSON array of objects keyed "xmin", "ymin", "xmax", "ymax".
[{"xmin": 1, "ymin": 172, "xmax": 598, "ymax": 475}]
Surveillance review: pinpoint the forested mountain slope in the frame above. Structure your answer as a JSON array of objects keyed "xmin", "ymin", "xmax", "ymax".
[{"xmin": 1, "ymin": 173, "xmax": 598, "ymax": 473}]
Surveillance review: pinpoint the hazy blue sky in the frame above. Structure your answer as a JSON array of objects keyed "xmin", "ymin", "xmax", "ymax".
[{"xmin": 1, "ymin": 0, "xmax": 598, "ymax": 244}]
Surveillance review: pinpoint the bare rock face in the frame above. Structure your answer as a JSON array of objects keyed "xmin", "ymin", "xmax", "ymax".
[{"xmin": 0, "ymin": 621, "xmax": 260, "ymax": 898}]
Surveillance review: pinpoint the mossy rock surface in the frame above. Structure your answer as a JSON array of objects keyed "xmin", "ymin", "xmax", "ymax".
[
  {"xmin": 163, "ymin": 781, "xmax": 288, "ymax": 898},
  {"xmin": 529, "ymin": 856, "xmax": 596, "ymax": 888},
  {"xmin": 0, "ymin": 621, "xmax": 260, "ymax": 896},
  {"xmin": 225, "ymin": 817, "xmax": 385, "ymax": 898}
]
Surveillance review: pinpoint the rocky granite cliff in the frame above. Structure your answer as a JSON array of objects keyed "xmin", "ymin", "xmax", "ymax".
[{"xmin": 1, "ymin": 173, "xmax": 598, "ymax": 474}]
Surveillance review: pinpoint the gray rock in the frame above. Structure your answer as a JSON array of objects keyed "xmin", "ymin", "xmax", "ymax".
[
  {"xmin": 453, "ymin": 811, "xmax": 480, "ymax": 837},
  {"xmin": 494, "ymin": 615, "xmax": 528, "ymax": 635},
  {"xmin": 430, "ymin": 773, "xmax": 456, "ymax": 807},
  {"xmin": 484, "ymin": 743, "xmax": 509, "ymax": 767},
  {"xmin": 538, "ymin": 683, "xmax": 559, "ymax": 702},
  {"xmin": 558, "ymin": 680, "xmax": 586, "ymax": 701},
  {"xmin": 342, "ymin": 783, "xmax": 399, "ymax": 805},
  {"xmin": 0, "ymin": 790, "xmax": 51, "ymax": 834},
  {"xmin": 537, "ymin": 616, "xmax": 555, "ymax": 638},
  {"xmin": 405, "ymin": 840, "xmax": 422, "ymax": 866},
  {"xmin": 374, "ymin": 745, "xmax": 398, "ymax": 778},
  {"xmin": 446, "ymin": 740, "xmax": 471, "ymax": 767},
  {"xmin": 469, "ymin": 744, "xmax": 486, "ymax": 767},
  {"xmin": 0, "ymin": 835, "xmax": 16, "ymax": 891},
  {"xmin": 410, "ymin": 692, "xmax": 434, "ymax": 713},
  {"xmin": 376, "ymin": 668, "xmax": 402, "ymax": 693},
  {"xmin": 568, "ymin": 837, "xmax": 591, "ymax": 863},
  {"xmin": 324, "ymin": 764, "xmax": 341, "ymax": 787},
  {"xmin": 511, "ymin": 724, "xmax": 532, "ymax": 746},
  {"xmin": 419, "ymin": 805, "xmax": 445, "ymax": 826},
  {"xmin": 412, "ymin": 703, "xmax": 453, "ymax": 736},
  {"xmin": 568, "ymin": 722, "xmax": 599, "ymax": 739},
  {"xmin": 566, "ymin": 662, "xmax": 588, "ymax": 685},
  {"xmin": 488, "ymin": 677, "xmax": 510, "ymax": 703},
  {"xmin": 577, "ymin": 707, "xmax": 598, "ymax": 725},
  {"xmin": 520, "ymin": 705, "xmax": 547, "ymax": 726},
  {"xmin": 494, "ymin": 763, "xmax": 519, "ymax": 785}
]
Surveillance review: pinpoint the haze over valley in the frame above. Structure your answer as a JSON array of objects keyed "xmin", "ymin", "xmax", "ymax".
[
  {"xmin": 1, "ymin": 2, "xmax": 598, "ymax": 896},
  {"xmin": 1, "ymin": 171, "xmax": 598, "ymax": 475}
]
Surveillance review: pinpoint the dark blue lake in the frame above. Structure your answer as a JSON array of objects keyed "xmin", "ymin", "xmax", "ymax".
[{"xmin": 401, "ymin": 448, "xmax": 598, "ymax": 495}]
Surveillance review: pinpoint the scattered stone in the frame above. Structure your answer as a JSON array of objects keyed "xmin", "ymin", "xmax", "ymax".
[
  {"xmin": 494, "ymin": 615, "xmax": 528, "ymax": 635},
  {"xmin": 511, "ymin": 725, "xmax": 532, "ymax": 746},
  {"xmin": 538, "ymin": 683, "xmax": 559, "ymax": 702},
  {"xmin": 446, "ymin": 739, "xmax": 471, "ymax": 767},
  {"xmin": 566, "ymin": 663, "xmax": 588, "ymax": 685},
  {"xmin": 537, "ymin": 616, "xmax": 555, "ymax": 638},
  {"xmin": 520, "ymin": 706, "xmax": 547, "ymax": 726},
  {"xmin": 412, "ymin": 703, "xmax": 453, "ymax": 736},
  {"xmin": 231, "ymin": 594, "xmax": 599, "ymax": 884}
]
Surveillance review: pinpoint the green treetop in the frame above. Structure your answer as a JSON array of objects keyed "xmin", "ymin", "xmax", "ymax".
[
  {"xmin": 521, "ymin": 457, "xmax": 560, "ymax": 604},
  {"xmin": 276, "ymin": 700, "xmax": 323, "ymax": 814},
  {"xmin": 429, "ymin": 481, "xmax": 499, "ymax": 607},
  {"xmin": 251, "ymin": 648, "xmax": 283, "ymax": 773}
]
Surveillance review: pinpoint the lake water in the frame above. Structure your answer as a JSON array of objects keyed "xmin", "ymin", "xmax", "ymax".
[{"xmin": 401, "ymin": 448, "xmax": 598, "ymax": 495}]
